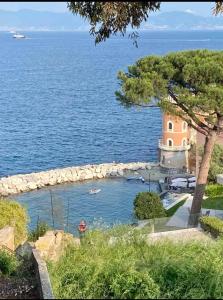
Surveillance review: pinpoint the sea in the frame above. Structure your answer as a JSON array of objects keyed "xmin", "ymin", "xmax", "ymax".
[{"xmin": 0, "ymin": 30, "xmax": 223, "ymax": 177}]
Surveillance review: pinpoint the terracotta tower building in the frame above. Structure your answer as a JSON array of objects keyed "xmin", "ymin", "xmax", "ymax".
[{"xmin": 158, "ymin": 108, "xmax": 193, "ymax": 171}]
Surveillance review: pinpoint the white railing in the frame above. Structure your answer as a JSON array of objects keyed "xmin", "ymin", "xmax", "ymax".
[{"xmin": 158, "ymin": 139, "xmax": 191, "ymax": 151}]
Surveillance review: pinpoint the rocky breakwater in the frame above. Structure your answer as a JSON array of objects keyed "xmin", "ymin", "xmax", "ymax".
[{"xmin": 0, "ymin": 162, "xmax": 157, "ymax": 196}]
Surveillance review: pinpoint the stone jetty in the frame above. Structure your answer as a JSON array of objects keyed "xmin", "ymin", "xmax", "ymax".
[{"xmin": 0, "ymin": 162, "xmax": 157, "ymax": 196}]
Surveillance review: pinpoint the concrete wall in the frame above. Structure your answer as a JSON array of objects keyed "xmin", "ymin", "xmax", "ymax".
[
  {"xmin": 0, "ymin": 162, "xmax": 156, "ymax": 196},
  {"xmin": 160, "ymin": 149, "xmax": 187, "ymax": 170},
  {"xmin": 32, "ymin": 248, "xmax": 54, "ymax": 299},
  {"xmin": 217, "ymin": 174, "xmax": 223, "ymax": 185}
]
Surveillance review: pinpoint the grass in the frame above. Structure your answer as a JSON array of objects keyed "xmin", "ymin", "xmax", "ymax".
[
  {"xmin": 165, "ymin": 199, "xmax": 187, "ymax": 217},
  {"xmin": 0, "ymin": 198, "xmax": 28, "ymax": 247},
  {"xmin": 0, "ymin": 250, "xmax": 20, "ymax": 276},
  {"xmin": 48, "ymin": 226, "xmax": 223, "ymax": 299},
  {"xmin": 28, "ymin": 221, "xmax": 50, "ymax": 242},
  {"xmin": 202, "ymin": 196, "xmax": 223, "ymax": 210}
]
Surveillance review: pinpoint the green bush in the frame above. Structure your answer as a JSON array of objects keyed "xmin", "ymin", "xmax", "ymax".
[
  {"xmin": 208, "ymin": 144, "xmax": 223, "ymax": 183},
  {"xmin": 49, "ymin": 227, "xmax": 223, "ymax": 299},
  {"xmin": 0, "ymin": 250, "xmax": 19, "ymax": 276},
  {"xmin": 28, "ymin": 221, "xmax": 50, "ymax": 242},
  {"xmin": 134, "ymin": 192, "xmax": 166, "ymax": 220},
  {"xmin": 109, "ymin": 270, "xmax": 160, "ymax": 299},
  {"xmin": 205, "ymin": 184, "xmax": 223, "ymax": 197},
  {"xmin": 200, "ymin": 216, "xmax": 223, "ymax": 238},
  {"xmin": 0, "ymin": 199, "xmax": 29, "ymax": 247}
]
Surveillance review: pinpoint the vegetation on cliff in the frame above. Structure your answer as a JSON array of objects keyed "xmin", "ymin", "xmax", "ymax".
[{"xmin": 49, "ymin": 227, "xmax": 223, "ymax": 299}]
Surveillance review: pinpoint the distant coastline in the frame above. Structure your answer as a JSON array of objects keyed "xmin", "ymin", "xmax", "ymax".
[{"xmin": 0, "ymin": 9, "xmax": 223, "ymax": 32}]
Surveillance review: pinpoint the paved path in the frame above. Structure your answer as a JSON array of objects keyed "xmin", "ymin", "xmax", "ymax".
[
  {"xmin": 166, "ymin": 196, "xmax": 223, "ymax": 228},
  {"xmin": 147, "ymin": 228, "xmax": 212, "ymax": 243}
]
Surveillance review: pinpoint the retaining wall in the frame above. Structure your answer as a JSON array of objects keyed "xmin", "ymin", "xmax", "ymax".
[
  {"xmin": 32, "ymin": 248, "xmax": 54, "ymax": 299},
  {"xmin": 0, "ymin": 162, "xmax": 157, "ymax": 196}
]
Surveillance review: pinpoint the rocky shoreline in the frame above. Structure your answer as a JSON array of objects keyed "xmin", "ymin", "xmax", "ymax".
[{"xmin": 0, "ymin": 162, "xmax": 158, "ymax": 196}]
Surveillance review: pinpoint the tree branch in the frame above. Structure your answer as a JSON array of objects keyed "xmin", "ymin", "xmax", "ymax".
[{"xmin": 168, "ymin": 88, "xmax": 210, "ymax": 135}]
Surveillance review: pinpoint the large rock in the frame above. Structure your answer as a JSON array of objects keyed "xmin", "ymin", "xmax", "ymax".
[
  {"xmin": 0, "ymin": 161, "xmax": 156, "ymax": 196},
  {"xmin": 0, "ymin": 226, "xmax": 15, "ymax": 251},
  {"xmin": 34, "ymin": 230, "xmax": 80, "ymax": 262}
]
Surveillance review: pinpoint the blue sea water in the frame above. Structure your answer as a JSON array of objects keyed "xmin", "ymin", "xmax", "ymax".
[
  {"xmin": 1, "ymin": 30, "xmax": 223, "ymax": 177},
  {"xmin": 3, "ymin": 30, "xmax": 223, "ymax": 229},
  {"xmin": 15, "ymin": 178, "xmax": 160, "ymax": 231}
]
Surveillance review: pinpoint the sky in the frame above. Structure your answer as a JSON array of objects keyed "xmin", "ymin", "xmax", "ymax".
[{"xmin": 0, "ymin": 2, "xmax": 216, "ymax": 16}]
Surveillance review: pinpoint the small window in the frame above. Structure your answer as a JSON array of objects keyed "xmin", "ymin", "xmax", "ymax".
[
  {"xmin": 167, "ymin": 139, "xmax": 173, "ymax": 147},
  {"xmin": 182, "ymin": 121, "xmax": 187, "ymax": 132},
  {"xmin": 162, "ymin": 155, "xmax": 165, "ymax": 164},
  {"xmin": 182, "ymin": 138, "xmax": 187, "ymax": 147},
  {"xmin": 168, "ymin": 121, "xmax": 173, "ymax": 132}
]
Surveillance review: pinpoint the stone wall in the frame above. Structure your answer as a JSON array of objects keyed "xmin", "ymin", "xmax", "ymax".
[{"xmin": 0, "ymin": 162, "xmax": 156, "ymax": 196}]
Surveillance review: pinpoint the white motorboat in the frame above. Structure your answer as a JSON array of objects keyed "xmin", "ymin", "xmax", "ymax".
[
  {"xmin": 89, "ymin": 188, "xmax": 101, "ymax": 195},
  {"xmin": 13, "ymin": 33, "xmax": 26, "ymax": 39},
  {"xmin": 171, "ymin": 177, "xmax": 187, "ymax": 183},
  {"xmin": 127, "ymin": 176, "xmax": 145, "ymax": 182}
]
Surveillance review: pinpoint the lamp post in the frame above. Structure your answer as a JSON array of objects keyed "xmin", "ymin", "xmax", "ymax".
[
  {"xmin": 149, "ymin": 172, "xmax": 151, "ymax": 192},
  {"xmin": 147, "ymin": 165, "xmax": 152, "ymax": 192},
  {"xmin": 167, "ymin": 160, "xmax": 171, "ymax": 189}
]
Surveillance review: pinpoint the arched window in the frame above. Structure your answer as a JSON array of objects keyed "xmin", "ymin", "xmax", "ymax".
[
  {"xmin": 182, "ymin": 121, "xmax": 187, "ymax": 132},
  {"xmin": 182, "ymin": 138, "xmax": 187, "ymax": 147},
  {"xmin": 167, "ymin": 121, "xmax": 173, "ymax": 132},
  {"xmin": 167, "ymin": 139, "xmax": 173, "ymax": 147}
]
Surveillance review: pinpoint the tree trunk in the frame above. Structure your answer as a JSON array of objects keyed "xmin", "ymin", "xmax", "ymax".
[{"xmin": 188, "ymin": 130, "xmax": 217, "ymax": 226}]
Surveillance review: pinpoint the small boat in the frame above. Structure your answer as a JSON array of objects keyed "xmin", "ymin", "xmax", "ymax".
[
  {"xmin": 89, "ymin": 188, "xmax": 101, "ymax": 195},
  {"xmin": 10, "ymin": 30, "xmax": 16, "ymax": 34},
  {"xmin": 13, "ymin": 33, "xmax": 26, "ymax": 39},
  {"xmin": 127, "ymin": 176, "xmax": 145, "ymax": 183}
]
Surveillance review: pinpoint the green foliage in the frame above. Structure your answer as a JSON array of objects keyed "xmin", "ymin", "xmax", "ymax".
[
  {"xmin": 116, "ymin": 49, "xmax": 223, "ymax": 216},
  {"xmin": 68, "ymin": 3, "xmax": 221, "ymax": 44},
  {"xmin": 0, "ymin": 250, "xmax": 20, "ymax": 276},
  {"xmin": 205, "ymin": 184, "xmax": 223, "ymax": 197},
  {"xmin": 134, "ymin": 192, "xmax": 166, "ymax": 220},
  {"xmin": 68, "ymin": 2, "xmax": 160, "ymax": 45},
  {"xmin": 202, "ymin": 196, "xmax": 223, "ymax": 210},
  {"xmin": 109, "ymin": 270, "xmax": 160, "ymax": 299},
  {"xmin": 200, "ymin": 216, "xmax": 223, "ymax": 238},
  {"xmin": 205, "ymin": 144, "xmax": 223, "ymax": 183},
  {"xmin": 116, "ymin": 50, "xmax": 223, "ymax": 125},
  {"xmin": 28, "ymin": 221, "xmax": 50, "ymax": 242},
  {"xmin": 0, "ymin": 198, "xmax": 29, "ymax": 247},
  {"xmin": 166, "ymin": 199, "xmax": 187, "ymax": 217},
  {"xmin": 49, "ymin": 227, "xmax": 223, "ymax": 299}
]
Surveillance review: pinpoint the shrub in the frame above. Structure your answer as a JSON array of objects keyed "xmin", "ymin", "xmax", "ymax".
[
  {"xmin": 0, "ymin": 199, "xmax": 29, "ymax": 247},
  {"xmin": 208, "ymin": 144, "xmax": 223, "ymax": 183},
  {"xmin": 199, "ymin": 144, "xmax": 223, "ymax": 183},
  {"xmin": 200, "ymin": 216, "xmax": 223, "ymax": 238},
  {"xmin": 28, "ymin": 221, "xmax": 50, "ymax": 242},
  {"xmin": 205, "ymin": 184, "xmax": 223, "ymax": 197},
  {"xmin": 134, "ymin": 192, "xmax": 166, "ymax": 220},
  {"xmin": 49, "ymin": 227, "xmax": 223, "ymax": 299},
  {"xmin": 109, "ymin": 270, "xmax": 160, "ymax": 299},
  {"xmin": 0, "ymin": 250, "xmax": 19, "ymax": 276}
]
